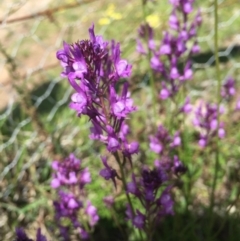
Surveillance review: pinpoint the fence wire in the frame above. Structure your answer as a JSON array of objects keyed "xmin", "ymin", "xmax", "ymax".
[{"xmin": 0, "ymin": 0, "xmax": 240, "ymax": 239}]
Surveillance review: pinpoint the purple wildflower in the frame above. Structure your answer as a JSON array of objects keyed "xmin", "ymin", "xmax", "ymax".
[
  {"xmin": 79, "ymin": 228, "xmax": 89, "ymax": 240},
  {"xmin": 36, "ymin": 229, "xmax": 47, "ymax": 241},
  {"xmin": 132, "ymin": 210, "xmax": 146, "ymax": 229},
  {"xmin": 85, "ymin": 201, "xmax": 99, "ymax": 227},
  {"xmin": 110, "ymin": 83, "xmax": 136, "ymax": 119},
  {"xmin": 51, "ymin": 153, "xmax": 91, "ymax": 189},
  {"xmin": 103, "ymin": 196, "xmax": 115, "ymax": 208},
  {"xmin": 51, "ymin": 154, "xmax": 98, "ymax": 240},
  {"xmin": 15, "ymin": 228, "xmax": 47, "ymax": 241},
  {"xmin": 157, "ymin": 187, "xmax": 174, "ymax": 216},
  {"xmin": 56, "ymin": 24, "xmax": 137, "ymax": 157},
  {"xmin": 126, "ymin": 164, "xmax": 178, "ymax": 229},
  {"xmin": 126, "ymin": 205, "xmax": 146, "ymax": 230},
  {"xmin": 15, "ymin": 229, "xmax": 33, "ymax": 241},
  {"xmin": 180, "ymin": 97, "xmax": 192, "ymax": 113},
  {"xmin": 99, "ymin": 156, "xmax": 117, "ymax": 187},
  {"xmin": 173, "ymin": 155, "xmax": 187, "ymax": 175},
  {"xmin": 149, "ymin": 125, "xmax": 181, "ymax": 154},
  {"xmin": 127, "ymin": 174, "xmax": 140, "ymax": 196},
  {"xmin": 221, "ymin": 77, "xmax": 236, "ymax": 99},
  {"xmin": 193, "ymin": 101, "xmax": 225, "ymax": 147},
  {"xmin": 54, "ymin": 191, "xmax": 82, "ymax": 222},
  {"xmin": 137, "ymin": 0, "xmax": 201, "ymax": 99}
]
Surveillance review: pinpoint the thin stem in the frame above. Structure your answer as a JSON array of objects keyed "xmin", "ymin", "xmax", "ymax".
[
  {"xmin": 210, "ymin": 0, "xmax": 221, "ymax": 211},
  {"xmin": 209, "ymin": 0, "xmax": 221, "ymax": 234},
  {"xmin": 141, "ymin": 0, "xmax": 157, "ymax": 122},
  {"xmin": 114, "ymin": 152, "xmax": 135, "ymax": 215},
  {"xmin": 114, "ymin": 152, "xmax": 145, "ymax": 241},
  {"xmin": 110, "ymin": 207, "xmax": 127, "ymax": 239}
]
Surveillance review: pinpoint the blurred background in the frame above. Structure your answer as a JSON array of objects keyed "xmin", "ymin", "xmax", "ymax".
[{"xmin": 1, "ymin": 0, "xmax": 240, "ymax": 240}]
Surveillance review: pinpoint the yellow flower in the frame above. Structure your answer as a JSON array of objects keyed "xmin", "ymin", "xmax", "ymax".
[
  {"xmin": 99, "ymin": 17, "xmax": 111, "ymax": 26},
  {"xmin": 98, "ymin": 4, "xmax": 122, "ymax": 26},
  {"xmin": 110, "ymin": 12, "xmax": 122, "ymax": 20},
  {"xmin": 146, "ymin": 14, "xmax": 160, "ymax": 28},
  {"xmin": 106, "ymin": 3, "xmax": 115, "ymax": 16}
]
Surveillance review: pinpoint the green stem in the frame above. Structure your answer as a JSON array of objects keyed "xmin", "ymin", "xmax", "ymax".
[
  {"xmin": 114, "ymin": 152, "xmax": 135, "ymax": 214},
  {"xmin": 114, "ymin": 152, "xmax": 144, "ymax": 241},
  {"xmin": 110, "ymin": 206, "xmax": 127, "ymax": 239},
  {"xmin": 209, "ymin": 0, "xmax": 221, "ymax": 234},
  {"xmin": 141, "ymin": 0, "xmax": 157, "ymax": 122}
]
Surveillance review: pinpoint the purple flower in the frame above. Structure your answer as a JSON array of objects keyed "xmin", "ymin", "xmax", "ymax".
[
  {"xmin": 80, "ymin": 167, "xmax": 92, "ymax": 188},
  {"xmin": 218, "ymin": 127, "xmax": 225, "ymax": 139},
  {"xmin": 15, "ymin": 228, "xmax": 47, "ymax": 241},
  {"xmin": 36, "ymin": 229, "xmax": 47, "ymax": 241},
  {"xmin": 110, "ymin": 83, "xmax": 136, "ymax": 119},
  {"xmin": 158, "ymin": 187, "xmax": 174, "ymax": 215},
  {"xmin": 57, "ymin": 24, "xmax": 137, "ymax": 157},
  {"xmin": 199, "ymin": 137, "xmax": 207, "ymax": 147},
  {"xmin": 99, "ymin": 156, "xmax": 117, "ymax": 187},
  {"xmin": 127, "ymin": 174, "xmax": 140, "ymax": 196},
  {"xmin": 133, "ymin": 210, "xmax": 146, "ymax": 229},
  {"xmin": 15, "ymin": 229, "xmax": 33, "ymax": 241},
  {"xmin": 173, "ymin": 155, "xmax": 187, "ymax": 174},
  {"xmin": 180, "ymin": 97, "xmax": 192, "ymax": 113},
  {"xmin": 136, "ymin": 39, "xmax": 147, "ymax": 54},
  {"xmin": 126, "ymin": 206, "xmax": 146, "ymax": 230},
  {"xmin": 85, "ymin": 201, "xmax": 99, "ymax": 227},
  {"xmin": 103, "ymin": 196, "xmax": 115, "ymax": 208},
  {"xmin": 79, "ymin": 228, "xmax": 89, "ymax": 240},
  {"xmin": 106, "ymin": 125, "xmax": 121, "ymax": 152},
  {"xmin": 123, "ymin": 141, "xmax": 139, "ymax": 156},
  {"xmin": 169, "ymin": 10, "xmax": 179, "ymax": 30},
  {"xmin": 141, "ymin": 168, "xmax": 165, "ymax": 192},
  {"xmin": 126, "ymin": 165, "xmax": 176, "ymax": 230},
  {"xmin": 137, "ymin": 23, "xmax": 155, "ymax": 53},
  {"xmin": 193, "ymin": 101, "xmax": 225, "ymax": 147},
  {"xmin": 69, "ymin": 91, "xmax": 88, "ymax": 116},
  {"xmin": 51, "ymin": 154, "xmax": 90, "ymax": 189},
  {"xmin": 160, "ymin": 87, "xmax": 171, "ymax": 100},
  {"xmin": 51, "ymin": 154, "xmax": 98, "ymax": 240},
  {"xmin": 112, "ymin": 42, "xmax": 132, "ymax": 78},
  {"xmin": 149, "ymin": 125, "xmax": 180, "ymax": 154},
  {"xmin": 170, "ymin": 132, "xmax": 181, "ymax": 147},
  {"xmin": 149, "ymin": 136, "xmax": 163, "ymax": 153},
  {"xmin": 221, "ymin": 77, "xmax": 236, "ymax": 99},
  {"xmin": 137, "ymin": 0, "xmax": 201, "ymax": 99},
  {"xmin": 54, "ymin": 191, "xmax": 82, "ymax": 220}
]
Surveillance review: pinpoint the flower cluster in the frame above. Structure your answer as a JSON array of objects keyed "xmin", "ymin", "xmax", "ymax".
[
  {"xmin": 220, "ymin": 77, "xmax": 240, "ymax": 112},
  {"xmin": 15, "ymin": 228, "xmax": 47, "ymax": 241},
  {"xmin": 149, "ymin": 125, "xmax": 181, "ymax": 154},
  {"xmin": 124, "ymin": 124, "xmax": 186, "ymax": 230},
  {"xmin": 98, "ymin": 122, "xmax": 139, "ymax": 187},
  {"xmin": 126, "ymin": 166, "xmax": 174, "ymax": 230},
  {"xmin": 56, "ymin": 24, "xmax": 137, "ymax": 154},
  {"xmin": 193, "ymin": 102, "xmax": 225, "ymax": 148},
  {"xmin": 179, "ymin": 96, "xmax": 192, "ymax": 114},
  {"xmin": 51, "ymin": 154, "xmax": 98, "ymax": 240},
  {"xmin": 137, "ymin": 0, "xmax": 201, "ymax": 99},
  {"xmin": 221, "ymin": 77, "xmax": 236, "ymax": 100},
  {"xmin": 149, "ymin": 125, "xmax": 186, "ymax": 174},
  {"xmin": 56, "ymin": 22, "xmax": 187, "ymax": 239}
]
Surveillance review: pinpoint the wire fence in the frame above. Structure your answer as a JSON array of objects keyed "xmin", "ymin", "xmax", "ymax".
[
  {"xmin": 0, "ymin": 0, "xmax": 95, "ymax": 181},
  {"xmin": 0, "ymin": 0, "xmax": 240, "ymax": 239}
]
